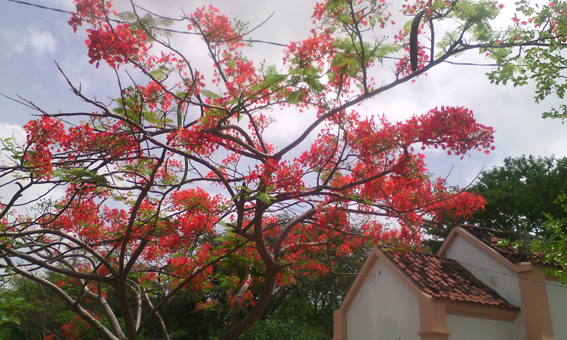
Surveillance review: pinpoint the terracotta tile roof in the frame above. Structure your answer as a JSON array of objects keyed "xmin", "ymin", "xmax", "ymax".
[
  {"xmin": 380, "ymin": 246, "xmax": 519, "ymax": 310},
  {"xmin": 459, "ymin": 224, "xmax": 546, "ymax": 264}
]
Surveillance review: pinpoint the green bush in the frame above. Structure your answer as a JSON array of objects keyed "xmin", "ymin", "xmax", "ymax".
[{"xmin": 238, "ymin": 317, "xmax": 328, "ymax": 340}]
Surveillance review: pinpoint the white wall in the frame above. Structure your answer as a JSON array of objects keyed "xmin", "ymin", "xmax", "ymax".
[
  {"xmin": 546, "ymin": 279, "xmax": 567, "ymax": 339},
  {"xmin": 447, "ymin": 315, "xmax": 515, "ymax": 340},
  {"xmin": 346, "ymin": 258, "xmax": 421, "ymax": 340},
  {"xmin": 444, "ymin": 234, "xmax": 522, "ymax": 307},
  {"xmin": 444, "ymin": 234, "xmax": 527, "ymax": 340}
]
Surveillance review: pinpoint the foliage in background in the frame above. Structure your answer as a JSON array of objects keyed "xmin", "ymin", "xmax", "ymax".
[
  {"xmin": 468, "ymin": 155, "xmax": 567, "ymax": 233},
  {"xmin": 532, "ymin": 195, "xmax": 567, "ymax": 284},
  {"xmin": 425, "ymin": 155, "xmax": 567, "ymax": 251},
  {"xmin": 0, "ymin": 277, "xmax": 67, "ymax": 340}
]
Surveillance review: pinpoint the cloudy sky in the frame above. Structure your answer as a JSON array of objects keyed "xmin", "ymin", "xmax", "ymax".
[{"xmin": 1, "ymin": 0, "xmax": 566, "ymax": 191}]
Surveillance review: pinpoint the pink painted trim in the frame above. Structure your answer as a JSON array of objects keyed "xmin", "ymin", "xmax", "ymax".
[
  {"xmin": 417, "ymin": 330, "xmax": 451, "ymax": 340},
  {"xmin": 445, "ymin": 300, "xmax": 518, "ymax": 322},
  {"xmin": 418, "ymin": 295, "xmax": 449, "ymax": 340},
  {"xmin": 518, "ymin": 265, "xmax": 555, "ymax": 340}
]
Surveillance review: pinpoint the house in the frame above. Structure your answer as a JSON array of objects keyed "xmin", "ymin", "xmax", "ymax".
[{"xmin": 333, "ymin": 225, "xmax": 567, "ymax": 340}]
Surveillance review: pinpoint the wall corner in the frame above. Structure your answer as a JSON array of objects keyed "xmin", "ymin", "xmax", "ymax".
[
  {"xmin": 517, "ymin": 264, "xmax": 554, "ymax": 340},
  {"xmin": 333, "ymin": 309, "xmax": 348, "ymax": 340},
  {"xmin": 418, "ymin": 295, "xmax": 450, "ymax": 340}
]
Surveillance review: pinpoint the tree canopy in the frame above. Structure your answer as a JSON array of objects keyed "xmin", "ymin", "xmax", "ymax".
[
  {"xmin": 468, "ymin": 155, "xmax": 567, "ymax": 234},
  {"xmin": 1, "ymin": 0, "xmax": 567, "ymax": 339},
  {"xmin": 424, "ymin": 155, "xmax": 567, "ymax": 252}
]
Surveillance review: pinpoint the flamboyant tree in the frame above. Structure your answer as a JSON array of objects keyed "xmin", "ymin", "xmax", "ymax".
[{"xmin": 1, "ymin": 0, "xmax": 565, "ymax": 339}]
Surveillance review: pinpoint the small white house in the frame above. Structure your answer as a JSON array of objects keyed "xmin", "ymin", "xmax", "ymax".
[{"xmin": 333, "ymin": 225, "xmax": 567, "ymax": 340}]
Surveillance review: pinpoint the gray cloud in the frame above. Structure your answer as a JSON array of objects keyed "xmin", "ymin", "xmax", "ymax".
[
  {"xmin": 0, "ymin": 25, "xmax": 57, "ymax": 55},
  {"xmin": 1, "ymin": 0, "xmax": 566, "ymax": 191}
]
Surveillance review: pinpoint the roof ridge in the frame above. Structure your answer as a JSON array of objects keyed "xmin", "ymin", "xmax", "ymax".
[{"xmin": 379, "ymin": 245, "xmax": 470, "ymax": 265}]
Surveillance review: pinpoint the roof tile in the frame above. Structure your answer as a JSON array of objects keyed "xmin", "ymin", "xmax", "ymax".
[{"xmin": 380, "ymin": 246, "xmax": 519, "ymax": 310}]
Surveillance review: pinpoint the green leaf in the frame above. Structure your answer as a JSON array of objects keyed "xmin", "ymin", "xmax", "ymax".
[
  {"xmin": 201, "ymin": 89, "xmax": 221, "ymax": 99},
  {"xmin": 285, "ymin": 91, "xmax": 303, "ymax": 104},
  {"xmin": 264, "ymin": 67, "xmax": 287, "ymax": 86},
  {"xmin": 496, "ymin": 238, "xmax": 510, "ymax": 247},
  {"xmin": 256, "ymin": 192, "xmax": 274, "ymax": 204},
  {"xmin": 373, "ymin": 43, "xmax": 402, "ymax": 60},
  {"xmin": 143, "ymin": 111, "xmax": 163, "ymax": 125},
  {"xmin": 149, "ymin": 69, "xmax": 167, "ymax": 81}
]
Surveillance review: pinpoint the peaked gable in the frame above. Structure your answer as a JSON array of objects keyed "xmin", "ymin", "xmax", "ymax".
[
  {"xmin": 459, "ymin": 225, "xmax": 528, "ymax": 262},
  {"xmin": 338, "ymin": 247, "xmax": 424, "ymax": 313},
  {"xmin": 459, "ymin": 224, "xmax": 554, "ymax": 266},
  {"xmin": 437, "ymin": 225, "xmax": 522, "ymax": 273},
  {"xmin": 339, "ymin": 246, "xmax": 517, "ymax": 311},
  {"xmin": 438, "ymin": 224, "xmax": 556, "ymax": 270}
]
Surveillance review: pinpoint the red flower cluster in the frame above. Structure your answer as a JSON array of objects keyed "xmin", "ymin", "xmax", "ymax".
[
  {"xmin": 189, "ymin": 6, "xmax": 243, "ymax": 49},
  {"xmin": 69, "ymin": 0, "xmax": 148, "ymax": 68},
  {"xmin": 24, "ymin": 116, "xmax": 139, "ymax": 179},
  {"xmin": 86, "ymin": 23, "xmax": 148, "ymax": 68}
]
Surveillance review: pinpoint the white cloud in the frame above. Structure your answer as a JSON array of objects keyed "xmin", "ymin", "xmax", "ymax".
[
  {"xmin": 1, "ymin": 26, "xmax": 57, "ymax": 56},
  {"xmin": 0, "ymin": 122, "xmax": 26, "ymax": 177},
  {"xmin": 2, "ymin": 0, "xmax": 566, "ymax": 192},
  {"xmin": 0, "ymin": 122, "xmax": 67, "ymax": 218},
  {"xmin": 0, "ymin": 122, "xmax": 25, "ymax": 142}
]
